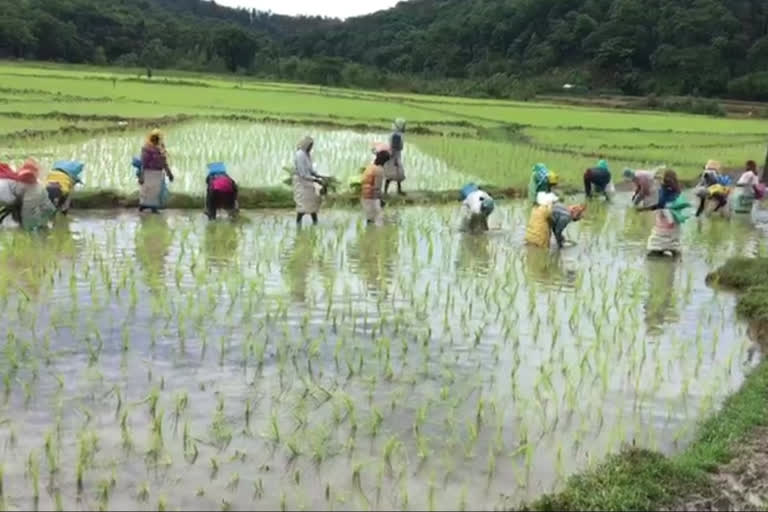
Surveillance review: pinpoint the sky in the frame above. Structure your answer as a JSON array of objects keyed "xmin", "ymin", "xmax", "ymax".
[{"xmin": 215, "ymin": 0, "xmax": 401, "ymax": 19}]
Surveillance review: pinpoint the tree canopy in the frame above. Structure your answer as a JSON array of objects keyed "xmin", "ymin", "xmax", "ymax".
[{"xmin": 1, "ymin": 0, "xmax": 767, "ymax": 100}]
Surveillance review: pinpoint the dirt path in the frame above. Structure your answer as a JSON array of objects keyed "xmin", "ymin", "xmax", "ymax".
[{"xmin": 676, "ymin": 427, "xmax": 768, "ymax": 511}]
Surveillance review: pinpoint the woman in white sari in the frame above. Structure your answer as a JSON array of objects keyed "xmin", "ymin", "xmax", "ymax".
[
  {"xmin": 293, "ymin": 136, "xmax": 323, "ymax": 226},
  {"xmin": 638, "ymin": 170, "xmax": 691, "ymax": 257},
  {"xmin": 731, "ymin": 160, "xmax": 762, "ymax": 215}
]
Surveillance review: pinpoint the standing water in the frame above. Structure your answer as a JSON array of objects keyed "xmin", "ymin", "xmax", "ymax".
[{"xmin": 0, "ymin": 196, "xmax": 764, "ymax": 511}]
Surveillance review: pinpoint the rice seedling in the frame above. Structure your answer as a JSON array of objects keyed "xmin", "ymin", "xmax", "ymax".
[{"xmin": 0, "ymin": 185, "xmax": 757, "ymax": 511}]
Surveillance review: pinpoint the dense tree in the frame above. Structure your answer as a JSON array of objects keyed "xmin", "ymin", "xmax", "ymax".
[{"xmin": 1, "ymin": 0, "xmax": 767, "ymax": 100}]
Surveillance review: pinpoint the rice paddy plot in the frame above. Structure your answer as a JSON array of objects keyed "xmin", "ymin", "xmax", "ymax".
[
  {"xmin": 0, "ymin": 196, "xmax": 763, "ymax": 511},
  {"xmin": 3, "ymin": 122, "xmax": 482, "ymax": 193}
]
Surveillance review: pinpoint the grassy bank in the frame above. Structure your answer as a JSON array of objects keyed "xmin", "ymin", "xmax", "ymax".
[
  {"xmin": 708, "ymin": 257, "xmax": 768, "ymax": 337},
  {"xmin": 68, "ymin": 184, "xmax": 541, "ymax": 210},
  {"xmin": 526, "ymin": 258, "xmax": 768, "ymax": 511}
]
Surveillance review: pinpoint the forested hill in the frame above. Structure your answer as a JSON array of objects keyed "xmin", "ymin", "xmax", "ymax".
[{"xmin": 2, "ymin": 0, "xmax": 768, "ymax": 101}]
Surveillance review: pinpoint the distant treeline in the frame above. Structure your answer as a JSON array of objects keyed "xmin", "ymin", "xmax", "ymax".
[{"xmin": 2, "ymin": 0, "xmax": 768, "ymax": 102}]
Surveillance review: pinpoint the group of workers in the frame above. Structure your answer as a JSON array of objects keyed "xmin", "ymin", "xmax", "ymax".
[
  {"xmin": 0, "ymin": 158, "xmax": 83, "ymax": 230},
  {"xmin": 522, "ymin": 158, "xmax": 765, "ymax": 256},
  {"xmin": 292, "ymin": 118, "xmax": 408, "ymax": 226},
  {"xmin": 0, "ymin": 120, "xmax": 764, "ymax": 260}
]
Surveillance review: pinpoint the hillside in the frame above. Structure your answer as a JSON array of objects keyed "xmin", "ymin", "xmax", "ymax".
[{"xmin": 1, "ymin": 0, "xmax": 767, "ymax": 101}]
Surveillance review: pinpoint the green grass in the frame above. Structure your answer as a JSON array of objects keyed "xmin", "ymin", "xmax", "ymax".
[
  {"xmin": 0, "ymin": 117, "xmax": 110, "ymax": 135},
  {"xmin": 413, "ymin": 134, "xmax": 636, "ymax": 187},
  {"xmin": 706, "ymin": 257, "xmax": 768, "ymax": 290},
  {"xmin": 1, "ymin": 60, "xmax": 765, "ymax": 198},
  {"xmin": 707, "ymin": 257, "xmax": 768, "ymax": 327},
  {"xmin": 69, "ymin": 184, "xmax": 533, "ymax": 211}
]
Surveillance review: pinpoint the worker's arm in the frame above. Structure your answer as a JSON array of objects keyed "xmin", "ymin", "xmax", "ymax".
[{"xmin": 583, "ymin": 171, "xmax": 592, "ymax": 198}]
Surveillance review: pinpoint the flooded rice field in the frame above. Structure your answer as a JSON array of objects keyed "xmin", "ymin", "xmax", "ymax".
[
  {"xmin": 0, "ymin": 196, "xmax": 766, "ymax": 511},
  {"xmin": 5, "ymin": 122, "xmax": 479, "ymax": 193}
]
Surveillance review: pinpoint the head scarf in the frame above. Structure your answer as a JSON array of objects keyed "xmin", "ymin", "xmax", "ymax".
[
  {"xmin": 17, "ymin": 159, "xmax": 41, "ymax": 184},
  {"xmin": 372, "ymin": 142, "xmax": 390, "ymax": 154},
  {"xmin": 623, "ymin": 168, "xmax": 635, "ymax": 180},
  {"xmin": 207, "ymin": 162, "xmax": 227, "ymax": 177},
  {"xmin": 596, "ymin": 160, "xmax": 609, "ymax": 171},
  {"xmin": 705, "ymin": 160, "xmax": 722, "ymax": 172},
  {"xmin": 548, "ymin": 171, "xmax": 559, "ymax": 186},
  {"xmin": 532, "ymin": 163, "xmax": 549, "ymax": 188},
  {"xmin": 0, "ymin": 162, "xmax": 36, "ymax": 184},
  {"xmin": 146, "ymin": 129, "xmax": 163, "ymax": 147},
  {"xmin": 393, "ymin": 118, "xmax": 406, "ymax": 132},
  {"xmin": 297, "ymin": 136, "xmax": 314, "ymax": 153},
  {"xmin": 53, "ymin": 160, "xmax": 85, "ymax": 183},
  {"xmin": 568, "ymin": 204, "xmax": 586, "ymax": 220}
]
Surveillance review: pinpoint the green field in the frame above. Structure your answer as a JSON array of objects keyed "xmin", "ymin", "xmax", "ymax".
[
  {"xmin": 0, "ymin": 62, "xmax": 766, "ymax": 197},
  {"xmin": 1, "ymin": 62, "xmax": 768, "ymax": 512}
]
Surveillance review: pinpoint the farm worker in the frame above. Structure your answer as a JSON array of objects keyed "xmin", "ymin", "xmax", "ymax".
[
  {"xmin": 527, "ymin": 163, "xmax": 558, "ymax": 204},
  {"xmin": 695, "ymin": 181, "xmax": 731, "ymax": 217},
  {"xmin": 459, "ymin": 183, "xmax": 495, "ymax": 233},
  {"xmin": 525, "ymin": 192, "xmax": 584, "ymax": 248},
  {"xmin": 138, "ymin": 129, "xmax": 174, "ymax": 213},
  {"xmin": 583, "ymin": 160, "xmax": 614, "ymax": 201},
  {"xmin": 731, "ymin": 160, "xmax": 764, "ymax": 214},
  {"xmin": 45, "ymin": 160, "xmax": 84, "ymax": 215},
  {"xmin": 15, "ymin": 160, "xmax": 56, "ymax": 231},
  {"xmin": 638, "ymin": 169, "xmax": 691, "ymax": 257},
  {"xmin": 623, "ymin": 167, "xmax": 658, "ymax": 207},
  {"xmin": 205, "ymin": 162, "xmax": 239, "ymax": 221},
  {"xmin": 360, "ymin": 148, "xmax": 390, "ymax": 225},
  {"xmin": 384, "ymin": 118, "xmax": 406, "ymax": 196},
  {"xmin": 695, "ymin": 160, "xmax": 722, "ymax": 189},
  {"xmin": 293, "ymin": 135, "xmax": 323, "ymax": 226},
  {"xmin": 0, "ymin": 160, "xmax": 40, "ymax": 225},
  {"xmin": 550, "ymin": 203, "xmax": 586, "ymax": 248},
  {"xmin": 693, "ymin": 159, "xmax": 722, "ymax": 200}
]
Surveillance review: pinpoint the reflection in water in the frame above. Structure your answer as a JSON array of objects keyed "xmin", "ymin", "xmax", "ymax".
[
  {"xmin": 523, "ymin": 246, "xmax": 575, "ymax": 288},
  {"xmin": 348, "ymin": 224, "xmax": 398, "ymax": 296},
  {"xmin": 644, "ymin": 258, "xmax": 679, "ymax": 335},
  {"xmin": 204, "ymin": 221, "xmax": 241, "ymax": 270},
  {"xmin": 695, "ymin": 215, "xmax": 758, "ymax": 261},
  {"xmin": 0, "ymin": 219, "xmax": 78, "ymax": 299},
  {"xmin": 135, "ymin": 215, "xmax": 172, "ymax": 290},
  {"xmin": 456, "ymin": 232, "xmax": 492, "ymax": 277},
  {"xmin": 0, "ymin": 201, "xmax": 760, "ymax": 512},
  {"xmin": 622, "ymin": 208, "xmax": 653, "ymax": 244},
  {"xmin": 282, "ymin": 228, "xmax": 319, "ymax": 303}
]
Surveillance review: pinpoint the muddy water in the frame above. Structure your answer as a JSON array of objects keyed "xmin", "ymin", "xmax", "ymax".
[{"xmin": 0, "ymin": 196, "xmax": 765, "ymax": 511}]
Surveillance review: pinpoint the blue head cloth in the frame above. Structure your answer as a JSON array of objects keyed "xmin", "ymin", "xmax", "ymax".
[
  {"xmin": 718, "ymin": 175, "xmax": 732, "ymax": 186},
  {"xmin": 207, "ymin": 162, "xmax": 227, "ymax": 177},
  {"xmin": 460, "ymin": 183, "xmax": 479, "ymax": 201},
  {"xmin": 597, "ymin": 160, "xmax": 609, "ymax": 171},
  {"xmin": 53, "ymin": 160, "xmax": 85, "ymax": 183},
  {"xmin": 131, "ymin": 156, "xmax": 142, "ymax": 177}
]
